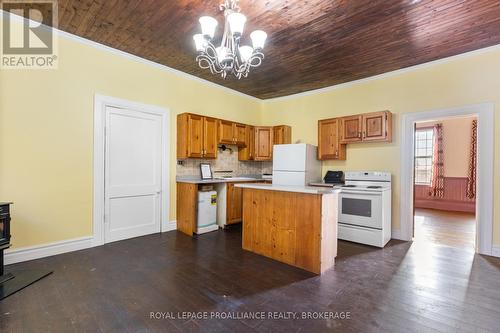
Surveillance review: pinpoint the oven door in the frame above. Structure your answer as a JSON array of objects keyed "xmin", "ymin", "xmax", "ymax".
[{"xmin": 338, "ymin": 190, "xmax": 383, "ymax": 229}]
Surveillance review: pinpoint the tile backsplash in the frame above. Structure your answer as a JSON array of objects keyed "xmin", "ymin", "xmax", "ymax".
[{"xmin": 177, "ymin": 145, "xmax": 272, "ymax": 177}]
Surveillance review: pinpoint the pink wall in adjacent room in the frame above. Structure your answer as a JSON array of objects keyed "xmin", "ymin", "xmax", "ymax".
[{"xmin": 415, "ymin": 116, "xmax": 476, "ymax": 213}]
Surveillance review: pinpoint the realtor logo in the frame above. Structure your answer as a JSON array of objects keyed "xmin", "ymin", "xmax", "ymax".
[{"xmin": 1, "ymin": 0, "xmax": 58, "ymax": 69}]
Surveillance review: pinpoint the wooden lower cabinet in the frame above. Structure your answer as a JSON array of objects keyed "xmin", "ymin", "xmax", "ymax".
[
  {"xmin": 176, "ymin": 181, "xmax": 263, "ymax": 236},
  {"xmin": 176, "ymin": 182, "xmax": 198, "ymax": 236},
  {"xmin": 242, "ymin": 188, "xmax": 338, "ymax": 274},
  {"xmin": 226, "ymin": 183, "xmax": 243, "ymax": 225}
]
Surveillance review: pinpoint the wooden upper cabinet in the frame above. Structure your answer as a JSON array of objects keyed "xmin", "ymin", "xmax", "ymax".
[
  {"xmin": 218, "ymin": 120, "xmax": 246, "ymax": 147},
  {"xmin": 362, "ymin": 111, "xmax": 392, "ymax": 142},
  {"xmin": 254, "ymin": 126, "xmax": 273, "ymax": 161},
  {"xmin": 318, "ymin": 118, "xmax": 346, "ymax": 160},
  {"xmin": 178, "ymin": 113, "xmax": 291, "ymax": 160},
  {"xmin": 273, "ymin": 125, "xmax": 292, "ymax": 145},
  {"xmin": 234, "ymin": 123, "xmax": 247, "ymax": 146},
  {"xmin": 177, "ymin": 113, "xmax": 203, "ymax": 159},
  {"xmin": 177, "ymin": 113, "xmax": 217, "ymax": 159},
  {"xmin": 238, "ymin": 125, "xmax": 255, "ymax": 161},
  {"xmin": 187, "ymin": 114, "xmax": 204, "ymax": 158},
  {"xmin": 340, "ymin": 115, "xmax": 363, "ymax": 143},
  {"xmin": 203, "ymin": 117, "xmax": 218, "ymax": 158},
  {"xmin": 218, "ymin": 119, "xmax": 234, "ymax": 144}
]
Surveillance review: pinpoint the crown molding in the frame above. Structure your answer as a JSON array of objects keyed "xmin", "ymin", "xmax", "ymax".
[
  {"xmin": 0, "ymin": 10, "xmax": 261, "ymax": 102},
  {"xmin": 264, "ymin": 43, "xmax": 500, "ymax": 103},
  {"xmin": 3, "ymin": 10, "xmax": 500, "ymax": 103}
]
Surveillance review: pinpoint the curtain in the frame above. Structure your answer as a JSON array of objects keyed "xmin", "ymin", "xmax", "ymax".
[
  {"xmin": 429, "ymin": 124, "xmax": 444, "ymax": 198},
  {"xmin": 466, "ymin": 120, "xmax": 478, "ymax": 199}
]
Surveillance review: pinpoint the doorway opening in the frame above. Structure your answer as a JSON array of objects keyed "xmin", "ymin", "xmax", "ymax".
[{"xmin": 412, "ymin": 116, "xmax": 477, "ymax": 250}]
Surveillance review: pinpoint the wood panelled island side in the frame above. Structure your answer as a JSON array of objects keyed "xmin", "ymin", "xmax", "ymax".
[{"xmin": 236, "ymin": 183, "xmax": 340, "ymax": 274}]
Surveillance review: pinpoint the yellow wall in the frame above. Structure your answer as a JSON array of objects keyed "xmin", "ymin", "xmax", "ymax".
[
  {"xmin": 2, "ymin": 14, "xmax": 500, "ymax": 251},
  {"xmin": 262, "ymin": 47, "xmax": 500, "ymax": 245},
  {"xmin": 0, "ymin": 18, "xmax": 261, "ymax": 248},
  {"xmin": 416, "ymin": 116, "xmax": 476, "ymax": 178}
]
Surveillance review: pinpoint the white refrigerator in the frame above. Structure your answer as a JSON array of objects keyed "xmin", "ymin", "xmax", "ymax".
[{"xmin": 272, "ymin": 144, "xmax": 321, "ymax": 186}]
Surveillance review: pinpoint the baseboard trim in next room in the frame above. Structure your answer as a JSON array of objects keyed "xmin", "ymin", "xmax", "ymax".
[
  {"xmin": 492, "ymin": 246, "xmax": 500, "ymax": 258},
  {"xmin": 162, "ymin": 220, "xmax": 177, "ymax": 232},
  {"xmin": 4, "ymin": 236, "xmax": 93, "ymax": 265}
]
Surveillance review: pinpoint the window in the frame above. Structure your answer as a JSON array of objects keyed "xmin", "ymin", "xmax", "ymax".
[{"xmin": 415, "ymin": 128, "xmax": 434, "ymax": 185}]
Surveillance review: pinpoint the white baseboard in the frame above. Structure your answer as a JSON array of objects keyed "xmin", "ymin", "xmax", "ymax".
[
  {"xmin": 492, "ymin": 246, "xmax": 500, "ymax": 258},
  {"xmin": 162, "ymin": 220, "xmax": 177, "ymax": 232},
  {"xmin": 4, "ymin": 236, "xmax": 93, "ymax": 265},
  {"xmin": 4, "ymin": 221, "xmax": 178, "ymax": 266}
]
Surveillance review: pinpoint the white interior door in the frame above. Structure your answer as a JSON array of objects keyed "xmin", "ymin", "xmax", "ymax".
[{"xmin": 104, "ymin": 106, "xmax": 162, "ymax": 243}]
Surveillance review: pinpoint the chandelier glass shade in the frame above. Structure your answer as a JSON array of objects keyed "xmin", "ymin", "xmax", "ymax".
[{"xmin": 193, "ymin": 0, "xmax": 267, "ymax": 79}]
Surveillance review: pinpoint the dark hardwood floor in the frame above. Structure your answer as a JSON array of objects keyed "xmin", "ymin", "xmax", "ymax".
[{"xmin": 1, "ymin": 226, "xmax": 500, "ymax": 332}]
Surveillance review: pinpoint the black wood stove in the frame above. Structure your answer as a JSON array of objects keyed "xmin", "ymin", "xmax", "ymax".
[
  {"xmin": 0, "ymin": 202, "xmax": 13, "ymax": 284},
  {"xmin": 0, "ymin": 202, "xmax": 52, "ymax": 300}
]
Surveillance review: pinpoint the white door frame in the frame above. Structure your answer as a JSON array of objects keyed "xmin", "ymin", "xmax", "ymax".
[
  {"xmin": 400, "ymin": 103, "xmax": 494, "ymax": 255},
  {"xmin": 93, "ymin": 94, "xmax": 170, "ymax": 246}
]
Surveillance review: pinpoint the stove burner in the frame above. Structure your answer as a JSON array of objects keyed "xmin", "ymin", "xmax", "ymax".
[
  {"xmin": 342, "ymin": 185, "xmax": 357, "ymax": 188},
  {"xmin": 367, "ymin": 186, "xmax": 382, "ymax": 189}
]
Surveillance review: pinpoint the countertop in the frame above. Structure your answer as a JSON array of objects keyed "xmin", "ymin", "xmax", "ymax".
[
  {"xmin": 235, "ymin": 183, "xmax": 341, "ymax": 195},
  {"xmin": 176, "ymin": 176, "xmax": 264, "ymax": 184},
  {"xmin": 309, "ymin": 182, "xmax": 343, "ymax": 188}
]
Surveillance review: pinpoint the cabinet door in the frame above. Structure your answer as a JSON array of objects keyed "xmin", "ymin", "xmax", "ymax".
[
  {"xmin": 340, "ymin": 115, "xmax": 362, "ymax": 143},
  {"xmin": 226, "ymin": 183, "xmax": 243, "ymax": 224},
  {"xmin": 273, "ymin": 125, "xmax": 292, "ymax": 145},
  {"xmin": 362, "ymin": 111, "xmax": 392, "ymax": 142},
  {"xmin": 203, "ymin": 117, "xmax": 218, "ymax": 158},
  {"xmin": 218, "ymin": 119, "xmax": 234, "ymax": 144},
  {"xmin": 234, "ymin": 123, "xmax": 247, "ymax": 146},
  {"xmin": 318, "ymin": 118, "xmax": 346, "ymax": 160},
  {"xmin": 238, "ymin": 125, "xmax": 255, "ymax": 161},
  {"xmin": 254, "ymin": 127, "xmax": 273, "ymax": 161},
  {"xmin": 187, "ymin": 114, "xmax": 204, "ymax": 158}
]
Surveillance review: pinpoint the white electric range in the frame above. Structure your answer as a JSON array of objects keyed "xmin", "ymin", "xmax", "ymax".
[{"xmin": 338, "ymin": 171, "xmax": 392, "ymax": 248}]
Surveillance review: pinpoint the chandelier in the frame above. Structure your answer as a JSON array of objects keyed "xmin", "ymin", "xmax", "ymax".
[{"xmin": 193, "ymin": 0, "xmax": 267, "ymax": 80}]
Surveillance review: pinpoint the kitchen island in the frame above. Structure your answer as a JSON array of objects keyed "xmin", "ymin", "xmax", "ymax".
[{"xmin": 235, "ymin": 183, "xmax": 340, "ymax": 274}]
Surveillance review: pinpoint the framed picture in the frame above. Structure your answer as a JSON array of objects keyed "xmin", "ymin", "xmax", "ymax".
[{"xmin": 200, "ymin": 163, "xmax": 213, "ymax": 180}]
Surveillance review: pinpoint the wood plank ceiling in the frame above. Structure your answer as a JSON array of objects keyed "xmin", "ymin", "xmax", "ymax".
[{"xmin": 55, "ymin": 0, "xmax": 500, "ymax": 99}]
